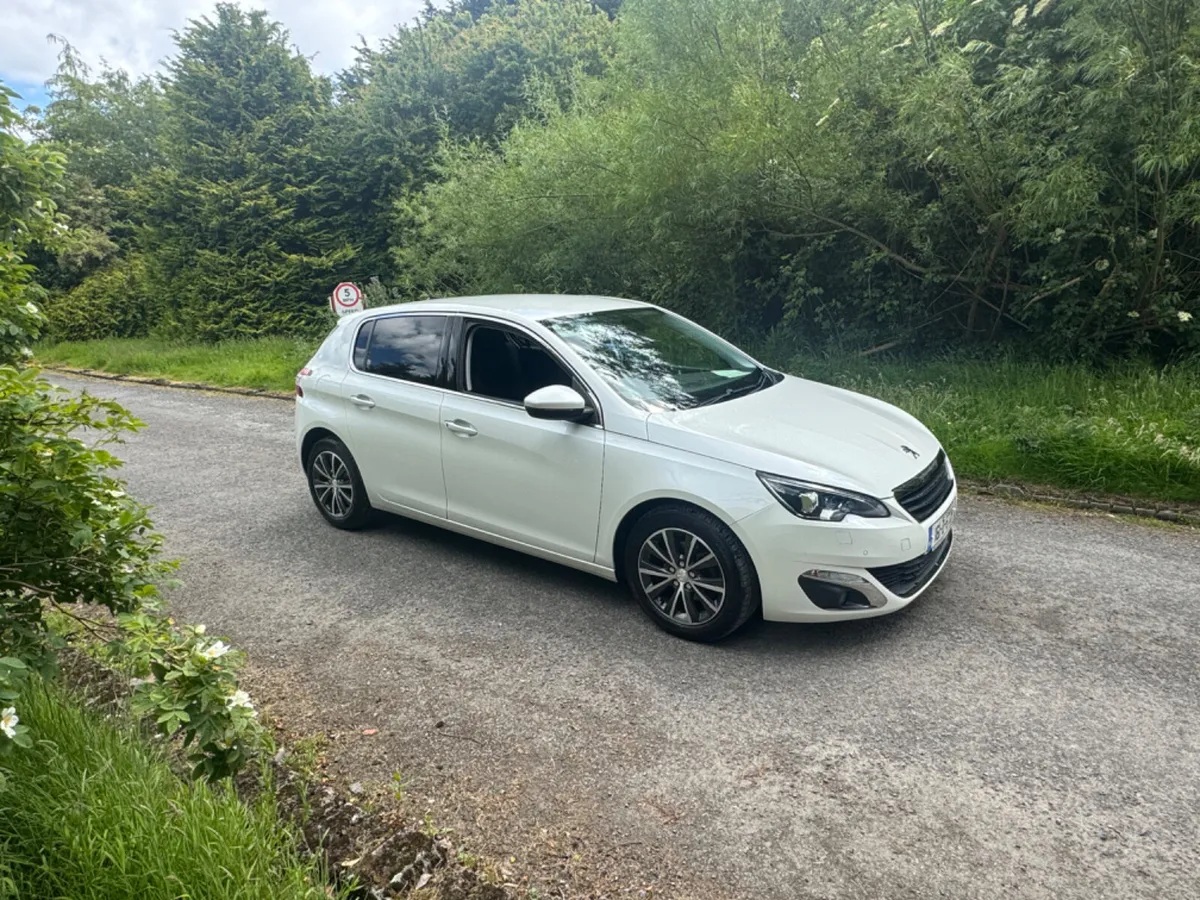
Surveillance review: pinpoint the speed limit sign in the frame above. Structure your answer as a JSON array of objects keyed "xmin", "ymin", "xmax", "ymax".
[{"xmin": 330, "ymin": 282, "xmax": 363, "ymax": 316}]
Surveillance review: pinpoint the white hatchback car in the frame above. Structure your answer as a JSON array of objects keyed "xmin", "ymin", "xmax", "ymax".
[{"xmin": 296, "ymin": 294, "xmax": 956, "ymax": 641}]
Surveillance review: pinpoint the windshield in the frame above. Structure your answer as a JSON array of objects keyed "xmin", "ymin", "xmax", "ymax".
[{"xmin": 543, "ymin": 307, "xmax": 767, "ymax": 411}]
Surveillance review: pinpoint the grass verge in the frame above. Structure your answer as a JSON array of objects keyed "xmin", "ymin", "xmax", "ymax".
[
  {"xmin": 35, "ymin": 337, "xmax": 314, "ymax": 394},
  {"xmin": 0, "ymin": 677, "xmax": 338, "ymax": 900},
  {"xmin": 35, "ymin": 337, "xmax": 1200, "ymax": 503},
  {"xmin": 793, "ymin": 355, "xmax": 1200, "ymax": 504}
]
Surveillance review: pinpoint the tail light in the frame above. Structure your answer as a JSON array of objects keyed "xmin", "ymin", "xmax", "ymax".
[{"xmin": 296, "ymin": 367, "xmax": 312, "ymax": 397}]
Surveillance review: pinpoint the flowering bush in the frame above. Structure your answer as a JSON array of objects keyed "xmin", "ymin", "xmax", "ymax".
[
  {"xmin": 0, "ymin": 86, "xmax": 262, "ymax": 785},
  {"xmin": 115, "ymin": 616, "xmax": 263, "ymax": 780}
]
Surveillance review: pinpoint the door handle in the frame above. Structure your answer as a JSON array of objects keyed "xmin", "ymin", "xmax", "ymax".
[
  {"xmin": 349, "ymin": 394, "xmax": 375, "ymax": 409},
  {"xmin": 444, "ymin": 419, "xmax": 478, "ymax": 438}
]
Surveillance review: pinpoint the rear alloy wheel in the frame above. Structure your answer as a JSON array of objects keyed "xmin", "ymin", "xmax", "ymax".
[
  {"xmin": 624, "ymin": 505, "xmax": 759, "ymax": 642},
  {"xmin": 306, "ymin": 437, "xmax": 373, "ymax": 530}
]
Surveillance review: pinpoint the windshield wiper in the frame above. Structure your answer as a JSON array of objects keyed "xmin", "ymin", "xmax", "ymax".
[{"xmin": 693, "ymin": 368, "xmax": 770, "ymax": 407}]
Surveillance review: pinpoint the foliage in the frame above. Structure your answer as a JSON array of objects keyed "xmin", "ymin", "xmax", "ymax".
[
  {"xmin": 0, "ymin": 364, "xmax": 264, "ymax": 782},
  {"xmin": 0, "ymin": 678, "xmax": 338, "ymax": 900},
  {"xmin": 408, "ymin": 0, "xmax": 1200, "ymax": 358},
  {"xmin": 25, "ymin": 1, "xmax": 616, "ymax": 341},
  {"xmin": 115, "ymin": 617, "xmax": 262, "ymax": 780},
  {"xmin": 43, "ymin": 254, "xmax": 158, "ymax": 341},
  {"xmin": 0, "ymin": 84, "xmax": 64, "ymax": 365},
  {"xmin": 137, "ymin": 4, "xmax": 354, "ymax": 340},
  {"xmin": 786, "ymin": 352, "xmax": 1200, "ymax": 502},
  {"xmin": 311, "ymin": 0, "xmax": 617, "ymax": 286},
  {"xmin": 0, "ymin": 368, "xmax": 167, "ymax": 665},
  {"xmin": 1, "ymin": 83, "xmax": 261, "ymax": 784}
]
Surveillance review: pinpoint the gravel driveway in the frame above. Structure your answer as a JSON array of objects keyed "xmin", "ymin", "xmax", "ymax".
[{"xmin": 52, "ymin": 374, "xmax": 1200, "ymax": 899}]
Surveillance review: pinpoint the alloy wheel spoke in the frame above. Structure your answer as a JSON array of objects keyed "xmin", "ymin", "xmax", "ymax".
[
  {"xmin": 645, "ymin": 578, "xmax": 673, "ymax": 599},
  {"xmin": 684, "ymin": 533, "xmax": 698, "ymax": 568},
  {"xmin": 694, "ymin": 591, "xmax": 720, "ymax": 613},
  {"xmin": 668, "ymin": 584, "xmax": 684, "ymax": 619},
  {"xmin": 313, "ymin": 455, "xmax": 331, "ymax": 481},
  {"xmin": 692, "ymin": 580, "xmax": 725, "ymax": 600},
  {"xmin": 639, "ymin": 563, "xmax": 673, "ymax": 579},
  {"xmin": 680, "ymin": 590, "xmax": 697, "ymax": 623},
  {"xmin": 646, "ymin": 536, "xmax": 673, "ymax": 568}
]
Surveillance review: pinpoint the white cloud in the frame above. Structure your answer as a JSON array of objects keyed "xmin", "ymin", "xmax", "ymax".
[{"xmin": 2, "ymin": 0, "xmax": 429, "ymax": 87}]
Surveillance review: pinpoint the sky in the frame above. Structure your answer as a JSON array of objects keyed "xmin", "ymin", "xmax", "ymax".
[{"xmin": 3, "ymin": 0, "xmax": 430, "ymax": 112}]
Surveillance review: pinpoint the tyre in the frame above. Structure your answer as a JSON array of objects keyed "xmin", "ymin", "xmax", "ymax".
[
  {"xmin": 623, "ymin": 504, "xmax": 760, "ymax": 642},
  {"xmin": 305, "ymin": 437, "xmax": 373, "ymax": 530}
]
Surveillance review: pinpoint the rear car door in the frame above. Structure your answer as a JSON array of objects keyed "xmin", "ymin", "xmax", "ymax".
[
  {"xmin": 341, "ymin": 314, "xmax": 450, "ymax": 517},
  {"xmin": 439, "ymin": 318, "xmax": 605, "ymax": 562}
]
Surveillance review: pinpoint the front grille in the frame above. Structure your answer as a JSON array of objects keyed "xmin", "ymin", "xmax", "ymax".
[
  {"xmin": 868, "ymin": 534, "xmax": 953, "ymax": 598},
  {"xmin": 894, "ymin": 450, "xmax": 954, "ymax": 522}
]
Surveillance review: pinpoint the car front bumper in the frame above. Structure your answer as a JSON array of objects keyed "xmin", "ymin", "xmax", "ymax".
[{"xmin": 733, "ymin": 485, "xmax": 957, "ymax": 623}]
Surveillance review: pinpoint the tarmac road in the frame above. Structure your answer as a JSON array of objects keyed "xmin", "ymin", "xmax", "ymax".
[{"xmin": 52, "ymin": 374, "xmax": 1200, "ymax": 899}]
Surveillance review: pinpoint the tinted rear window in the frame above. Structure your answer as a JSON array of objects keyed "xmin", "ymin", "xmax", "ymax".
[{"xmin": 362, "ymin": 316, "xmax": 447, "ymax": 385}]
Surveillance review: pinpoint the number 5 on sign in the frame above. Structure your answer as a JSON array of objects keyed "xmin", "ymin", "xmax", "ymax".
[{"xmin": 330, "ymin": 282, "xmax": 363, "ymax": 316}]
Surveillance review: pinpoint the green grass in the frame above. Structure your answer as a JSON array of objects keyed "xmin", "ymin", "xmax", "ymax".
[
  {"xmin": 35, "ymin": 337, "xmax": 315, "ymax": 394},
  {"xmin": 34, "ymin": 337, "xmax": 1200, "ymax": 503},
  {"xmin": 0, "ymin": 678, "xmax": 338, "ymax": 900},
  {"xmin": 792, "ymin": 355, "xmax": 1200, "ymax": 504}
]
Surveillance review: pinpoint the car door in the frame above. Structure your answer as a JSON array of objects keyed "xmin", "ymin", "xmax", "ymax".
[
  {"xmin": 341, "ymin": 314, "xmax": 450, "ymax": 517},
  {"xmin": 439, "ymin": 318, "xmax": 605, "ymax": 562}
]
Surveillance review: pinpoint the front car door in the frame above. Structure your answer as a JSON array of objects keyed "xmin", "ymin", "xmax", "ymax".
[
  {"xmin": 439, "ymin": 317, "xmax": 605, "ymax": 562},
  {"xmin": 341, "ymin": 313, "xmax": 450, "ymax": 517}
]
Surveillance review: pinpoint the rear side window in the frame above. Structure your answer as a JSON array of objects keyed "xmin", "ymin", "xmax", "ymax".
[
  {"xmin": 352, "ymin": 320, "xmax": 374, "ymax": 370},
  {"xmin": 361, "ymin": 316, "xmax": 447, "ymax": 385}
]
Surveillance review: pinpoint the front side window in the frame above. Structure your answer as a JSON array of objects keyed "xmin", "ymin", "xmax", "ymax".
[
  {"xmin": 465, "ymin": 324, "xmax": 574, "ymax": 403},
  {"xmin": 543, "ymin": 307, "xmax": 767, "ymax": 411},
  {"xmin": 361, "ymin": 315, "xmax": 447, "ymax": 385}
]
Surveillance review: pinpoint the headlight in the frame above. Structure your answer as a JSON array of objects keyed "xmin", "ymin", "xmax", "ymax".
[{"xmin": 757, "ymin": 473, "xmax": 890, "ymax": 522}]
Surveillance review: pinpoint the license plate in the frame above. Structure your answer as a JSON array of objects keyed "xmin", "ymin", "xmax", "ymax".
[{"xmin": 928, "ymin": 501, "xmax": 956, "ymax": 552}]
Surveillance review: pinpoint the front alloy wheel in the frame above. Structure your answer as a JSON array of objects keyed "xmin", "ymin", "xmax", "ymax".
[
  {"xmin": 638, "ymin": 528, "xmax": 726, "ymax": 626},
  {"xmin": 624, "ymin": 504, "xmax": 760, "ymax": 642}
]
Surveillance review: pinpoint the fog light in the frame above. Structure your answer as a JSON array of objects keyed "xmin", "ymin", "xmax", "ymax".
[{"xmin": 802, "ymin": 569, "xmax": 868, "ymax": 585}]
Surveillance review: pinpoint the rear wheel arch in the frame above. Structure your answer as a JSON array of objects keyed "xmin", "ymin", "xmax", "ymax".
[{"xmin": 300, "ymin": 426, "xmax": 339, "ymax": 471}]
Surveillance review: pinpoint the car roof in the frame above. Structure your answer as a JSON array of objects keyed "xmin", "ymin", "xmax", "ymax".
[{"xmin": 361, "ymin": 293, "xmax": 649, "ymax": 322}]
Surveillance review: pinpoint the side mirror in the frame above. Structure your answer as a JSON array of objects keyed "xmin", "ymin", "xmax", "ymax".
[{"xmin": 523, "ymin": 385, "xmax": 593, "ymax": 423}]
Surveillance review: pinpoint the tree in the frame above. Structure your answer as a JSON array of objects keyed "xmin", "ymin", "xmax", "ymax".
[
  {"xmin": 139, "ymin": 4, "xmax": 352, "ymax": 338},
  {"xmin": 315, "ymin": 0, "xmax": 617, "ymax": 286},
  {"xmin": 404, "ymin": 0, "xmax": 1200, "ymax": 358}
]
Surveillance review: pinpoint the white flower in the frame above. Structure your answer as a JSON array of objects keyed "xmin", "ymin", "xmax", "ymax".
[
  {"xmin": 1, "ymin": 707, "xmax": 17, "ymax": 740},
  {"xmin": 226, "ymin": 689, "xmax": 253, "ymax": 710},
  {"xmin": 200, "ymin": 640, "xmax": 230, "ymax": 660},
  {"xmin": 1179, "ymin": 311, "xmax": 1193, "ymax": 323},
  {"xmin": 1127, "ymin": 311, "xmax": 1140, "ymax": 318},
  {"xmin": 194, "ymin": 624, "xmax": 206, "ymax": 635}
]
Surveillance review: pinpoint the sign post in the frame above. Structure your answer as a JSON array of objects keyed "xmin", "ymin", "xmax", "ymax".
[{"xmin": 330, "ymin": 282, "xmax": 363, "ymax": 317}]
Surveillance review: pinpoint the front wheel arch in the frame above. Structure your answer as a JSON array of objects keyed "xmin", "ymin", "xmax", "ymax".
[{"xmin": 612, "ymin": 496, "xmax": 752, "ymax": 586}]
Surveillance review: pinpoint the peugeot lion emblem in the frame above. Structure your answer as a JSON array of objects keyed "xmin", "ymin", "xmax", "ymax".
[{"xmin": 901, "ymin": 445, "xmax": 920, "ymax": 459}]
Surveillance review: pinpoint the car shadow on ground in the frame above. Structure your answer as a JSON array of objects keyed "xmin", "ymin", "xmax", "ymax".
[{"xmin": 366, "ymin": 508, "xmax": 923, "ymax": 657}]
